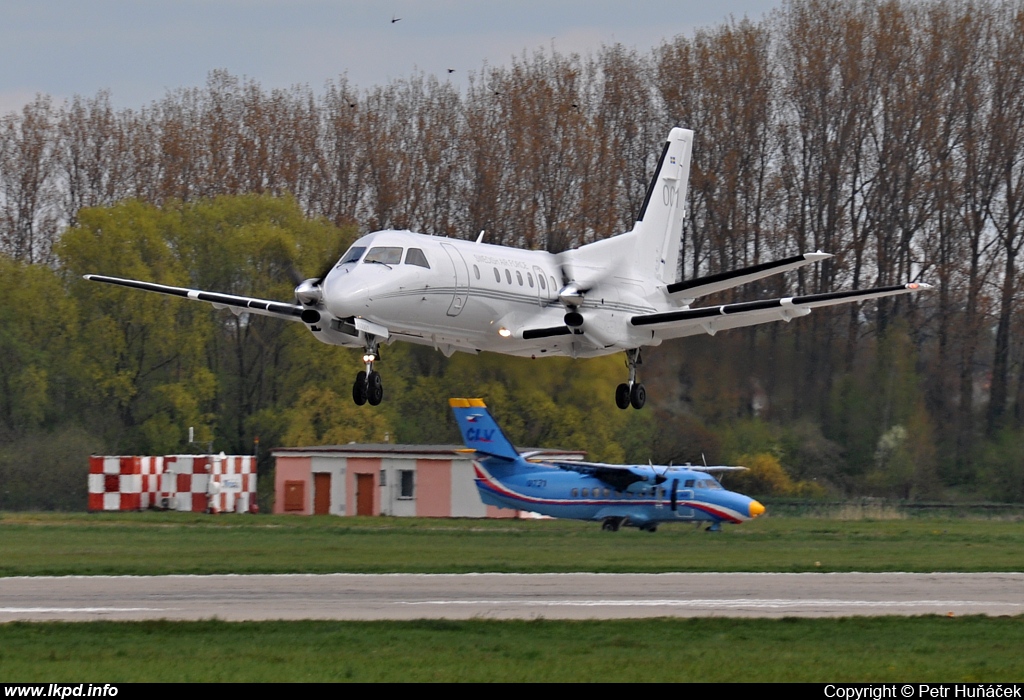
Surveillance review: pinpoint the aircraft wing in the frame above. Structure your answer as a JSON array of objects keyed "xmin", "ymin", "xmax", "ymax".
[
  {"xmin": 83, "ymin": 275, "xmax": 306, "ymax": 322},
  {"xmin": 633, "ymin": 283, "xmax": 931, "ymax": 340},
  {"xmin": 545, "ymin": 460, "xmax": 655, "ymax": 490}
]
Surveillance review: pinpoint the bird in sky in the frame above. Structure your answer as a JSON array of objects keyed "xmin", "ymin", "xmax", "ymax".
[{"xmin": 391, "ymin": 15, "xmax": 402, "ymax": 23}]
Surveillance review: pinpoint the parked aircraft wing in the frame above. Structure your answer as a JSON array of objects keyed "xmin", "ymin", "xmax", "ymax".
[
  {"xmin": 83, "ymin": 275, "xmax": 306, "ymax": 322},
  {"xmin": 632, "ymin": 283, "xmax": 931, "ymax": 339},
  {"xmin": 547, "ymin": 461, "xmax": 656, "ymax": 491},
  {"xmin": 666, "ymin": 252, "xmax": 832, "ymax": 303}
]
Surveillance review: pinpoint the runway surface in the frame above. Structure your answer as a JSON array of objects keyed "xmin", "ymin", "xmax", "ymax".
[{"xmin": 1, "ymin": 572, "xmax": 1021, "ymax": 621}]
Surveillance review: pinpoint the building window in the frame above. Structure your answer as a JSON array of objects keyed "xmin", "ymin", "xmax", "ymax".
[
  {"xmin": 399, "ymin": 470, "xmax": 415, "ymax": 499},
  {"xmin": 379, "ymin": 469, "xmax": 387, "ymax": 487}
]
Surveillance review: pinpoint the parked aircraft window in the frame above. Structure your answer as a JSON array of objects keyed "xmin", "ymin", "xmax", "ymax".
[
  {"xmin": 582, "ymin": 488, "xmax": 589, "ymax": 498},
  {"xmin": 399, "ymin": 470, "xmax": 414, "ymax": 498},
  {"xmin": 404, "ymin": 248, "xmax": 430, "ymax": 268},
  {"xmin": 505, "ymin": 270, "xmax": 512, "ymax": 284},
  {"xmin": 603, "ymin": 488, "xmax": 610, "ymax": 498},
  {"xmin": 706, "ymin": 479, "xmax": 723, "ymax": 490},
  {"xmin": 571, "ymin": 488, "xmax": 578, "ymax": 497},
  {"xmin": 365, "ymin": 246, "xmax": 403, "ymax": 265},
  {"xmin": 539, "ymin": 275, "xmax": 546, "ymax": 291},
  {"xmin": 684, "ymin": 479, "xmax": 695, "ymax": 488},
  {"xmin": 527, "ymin": 273, "xmax": 534, "ymax": 288},
  {"xmin": 493, "ymin": 268, "xmax": 501, "ymax": 283},
  {"xmin": 516, "ymin": 271, "xmax": 523, "ymax": 286},
  {"xmin": 473, "ymin": 264, "xmax": 480, "ymax": 280},
  {"xmin": 550, "ymin": 276, "xmax": 558, "ymax": 293},
  {"xmin": 339, "ymin": 246, "xmax": 366, "ymax": 264}
]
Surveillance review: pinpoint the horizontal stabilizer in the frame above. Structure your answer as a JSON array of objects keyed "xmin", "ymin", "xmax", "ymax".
[
  {"xmin": 667, "ymin": 252, "xmax": 832, "ymax": 302},
  {"xmin": 449, "ymin": 398, "xmax": 520, "ymax": 461},
  {"xmin": 83, "ymin": 275, "xmax": 304, "ymax": 322}
]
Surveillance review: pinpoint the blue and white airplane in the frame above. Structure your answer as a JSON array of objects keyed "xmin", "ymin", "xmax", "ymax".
[{"xmin": 450, "ymin": 397, "xmax": 765, "ymax": 532}]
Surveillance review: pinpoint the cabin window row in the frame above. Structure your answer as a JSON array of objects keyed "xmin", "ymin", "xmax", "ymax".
[
  {"xmin": 570, "ymin": 487, "xmax": 667, "ymax": 498},
  {"xmin": 473, "ymin": 264, "xmax": 557, "ymax": 293}
]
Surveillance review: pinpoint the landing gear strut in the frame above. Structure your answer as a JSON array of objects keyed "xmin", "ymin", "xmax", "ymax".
[
  {"xmin": 615, "ymin": 348, "xmax": 645, "ymax": 410},
  {"xmin": 352, "ymin": 337, "xmax": 383, "ymax": 406}
]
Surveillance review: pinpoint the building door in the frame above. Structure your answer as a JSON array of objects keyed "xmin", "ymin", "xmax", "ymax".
[
  {"xmin": 283, "ymin": 481, "xmax": 305, "ymax": 512},
  {"xmin": 356, "ymin": 473, "xmax": 374, "ymax": 516},
  {"xmin": 314, "ymin": 473, "xmax": 331, "ymax": 515}
]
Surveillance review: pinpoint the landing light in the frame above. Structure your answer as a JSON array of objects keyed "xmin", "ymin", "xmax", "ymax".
[
  {"xmin": 362, "ymin": 353, "xmax": 376, "ymax": 363},
  {"xmin": 498, "ymin": 327, "xmax": 512, "ymax": 338}
]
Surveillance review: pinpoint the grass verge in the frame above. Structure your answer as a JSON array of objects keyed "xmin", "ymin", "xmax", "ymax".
[
  {"xmin": 2, "ymin": 511, "xmax": 1022, "ymax": 576},
  {"xmin": 1, "ymin": 616, "xmax": 1022, "ymax": 682}
]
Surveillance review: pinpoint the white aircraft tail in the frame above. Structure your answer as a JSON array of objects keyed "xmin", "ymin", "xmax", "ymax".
[{"xmin": 631, "ymin": 127, "xmax": 693, "ymax": 284}]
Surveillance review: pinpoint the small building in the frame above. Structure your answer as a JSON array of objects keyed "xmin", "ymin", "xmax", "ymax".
[{"xmin": 271, "ymin": 443, "xmax": 583, "ymax": 517}]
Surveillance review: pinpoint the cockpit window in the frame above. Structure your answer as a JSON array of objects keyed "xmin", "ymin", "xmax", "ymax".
[
  {"xmin": 339, "ymin": 246, "xmax": 366, "ymax": 265},
  {"xmin": 405, "ymin": 248, "xmax": 430, "ymax": 268},
  {"xmin": 364, "ymin": 246, "xmax": 403, "ymax": 265}
]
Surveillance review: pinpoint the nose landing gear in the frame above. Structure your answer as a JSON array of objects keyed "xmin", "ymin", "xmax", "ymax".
[
  {"xmin": 615, "ymin": 348, "xmax": 645, "ymax": 410},
  {"xmin": 352, "ymin": 337, "xmax": 384, "ymax": 406}
]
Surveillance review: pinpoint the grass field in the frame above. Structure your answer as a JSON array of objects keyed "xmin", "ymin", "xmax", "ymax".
[
  {"xmin": 1, "ymin": 510, "xmax": 1022, "ymax": 576},
  {"xmin": 2, "ymin": 617, "xmax": 1023, "ymax": 682}
]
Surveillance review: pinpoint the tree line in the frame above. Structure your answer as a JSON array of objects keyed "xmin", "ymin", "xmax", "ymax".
[{"xmin": 2, "ymin": 0, "xmax": 1023, "ymax": 507}]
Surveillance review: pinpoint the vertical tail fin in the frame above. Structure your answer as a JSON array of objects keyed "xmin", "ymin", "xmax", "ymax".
[
  {"xmin": 449, "ymin": 398, "xmax": 520, "ymax": 461},
  {"xmin": 632, "ymin": 128, "xmax": 693, "ymax": 284}
]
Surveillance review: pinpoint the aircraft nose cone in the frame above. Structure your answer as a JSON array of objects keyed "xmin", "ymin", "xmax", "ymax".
[{"xmin": 748, "ymin": 500, "xmax": 765, "ymax": 518}]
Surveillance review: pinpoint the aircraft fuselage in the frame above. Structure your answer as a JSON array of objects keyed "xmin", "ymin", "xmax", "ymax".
[{"xmin": 316, "ymin": 229, "xmax": 660, "ymax": 359}]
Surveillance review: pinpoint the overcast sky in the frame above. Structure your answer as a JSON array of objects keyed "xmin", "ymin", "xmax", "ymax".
[{"xmin": 1, "ymin": 0, "xmax": 779, "ymax": 114}]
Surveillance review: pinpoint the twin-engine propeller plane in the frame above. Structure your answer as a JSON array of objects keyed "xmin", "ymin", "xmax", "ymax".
[
  {"xmin": 85, "ymin": 127, "xmax": 931, "ymax": 408},
  {"xmin": 451, "ymin": 398, "xmax": 763, "ymax": 532}
]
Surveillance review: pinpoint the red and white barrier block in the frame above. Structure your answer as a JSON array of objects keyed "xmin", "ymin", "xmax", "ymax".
[
  {"xmin": 208, "ymin": 455, "xmax": 257, "ymax": 514},
  {"xmin": 87, "ymin": 456, "xmax": 164, "ymax": 511},
  {"xmin": 90, "ymin": 453, "xmax": 257, "ymax": 513}
]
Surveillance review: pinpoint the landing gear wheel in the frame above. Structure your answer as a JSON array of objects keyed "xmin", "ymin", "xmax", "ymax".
[
  {"xmin": 601, "ymin": 517, "xmax": 622, "ymax": 532},
  {"xmin": 367, "ymin": 371, "xmax": 384, "ymax": 406},
  {"xmin": 615, "ymin": 383, "xmax": 631, "ymax": 410},
  {"xmin": 352, "ymin": 370, "xmax": 367, "ymax": 406},
  {"xmin": 629, "ymin": 382, "xmax": 646, "ymax": 409}
]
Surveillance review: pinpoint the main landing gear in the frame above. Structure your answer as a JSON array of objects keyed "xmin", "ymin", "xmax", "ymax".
[
  {"xmin": 615, "ymin": 348, "xmax": 646, "ymax": 410},
  {"xmin": 352, "ymin": 337, "xmax": 384, "ymax": 406}
]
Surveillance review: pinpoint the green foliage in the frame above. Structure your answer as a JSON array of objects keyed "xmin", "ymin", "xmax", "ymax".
[
  {"xmin": 0, "ymin": 257, "xmax": 79, "ymax": 438},
  {"xmin": 826, "ymin": 325, "xmax": 938, "ymax": 498},
  {"xmin": 0, "ymin": 426, "xmax": 101, "ymax": 510},
  {"xmin": 979, "ymin": 427, "xmax": 1024, "ymax": 502}
]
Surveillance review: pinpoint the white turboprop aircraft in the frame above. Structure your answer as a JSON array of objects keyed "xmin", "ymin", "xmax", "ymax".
[{"xmin": 85, "ymin": 127, "xmax": 930, "ymax": 409}]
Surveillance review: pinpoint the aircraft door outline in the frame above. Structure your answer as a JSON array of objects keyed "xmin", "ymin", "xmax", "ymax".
[
  {"xmin": 441, "ymin": 242, "xmax": 470, "ymax": 317},
  {"xmin": 675, "ymin": 489, "xmax": 694, "ymax": 518},
  {"xmin": 532, "ymin": 265, "xmax": 547, "ymax": 307}
]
